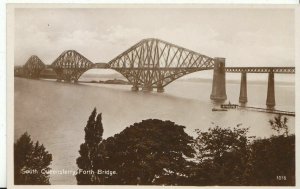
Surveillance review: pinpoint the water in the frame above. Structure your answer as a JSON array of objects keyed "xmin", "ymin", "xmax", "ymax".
[{"xmin": 14, "ymin": 77, "xmax": 295, "ymax": 184}]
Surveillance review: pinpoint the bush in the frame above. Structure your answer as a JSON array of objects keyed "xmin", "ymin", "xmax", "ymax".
[
  {"xmin": 191, "ymin": 125, "xmax": 251, "ymax": 185},
  {"xmin": 76, "ymin": 115, "xmax": 295, "ymax": 186},
  {"xmin": 14, "ymin": 132, "xmax": 52, "ymax": 185},
  {"xmin": 94, "ymin": 119, "xmax": 195, "ymax": 185},
  {"xmin": 246, "ymin": 135, "xmax": 295, "ymax": 186}
]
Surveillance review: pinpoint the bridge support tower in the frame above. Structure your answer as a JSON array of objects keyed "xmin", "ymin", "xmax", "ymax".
[
  {"xmin": 266, "ymin": 72, "xmax": 275, "ymax": 108},
  {"xmin": 131, "ymin": 85, "xmax": 139, "ymax": 92},
  {"xmin": 157, "ymin": 84, "xmax": 164, "ymax": 93},
  {"xmin": 239, "ymin": 72, "xmax": 248, "ymax": 103},
  {"xmin": 210, "ymin": 57, "xmax": 227, "ymax": 101}
]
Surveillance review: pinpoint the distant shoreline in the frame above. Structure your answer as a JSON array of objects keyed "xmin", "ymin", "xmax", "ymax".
[
  {"xmin": 14, "ymin": 75, "xmax": 295, "ymax": 86},
  {"xmin": 79, "ymin": 79, "xmax": 130, "ymax": 85},
  {"xmin": 179, "ymin": 78, "xmax": 295, "ymax": 86},
  {"xmin": 15, "ymin": 68, "xmax": 295, "ymax": 86}
]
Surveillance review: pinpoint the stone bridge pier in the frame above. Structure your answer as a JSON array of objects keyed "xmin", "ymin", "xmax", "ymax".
[
  {"xmin": 237, "ymin": 71, "xmax": 275, "ymax": 108},
  {"xmin": 266, "ymin": 72, "xmax": 275, "ymax": 108},
  {"xmin": 210, "ymin": 57, "xmax": 227, "ymax": 101},
  {"xmin": 239, "ymin": 72, "xmax": 247, "ymax": 103},
  {"xmin": 157, "ymin": 83, "xmax": 164, "ymax": 93},
  {"xmin": 131, "ymin": 85, "xmax": 139, "ymax": 92}
]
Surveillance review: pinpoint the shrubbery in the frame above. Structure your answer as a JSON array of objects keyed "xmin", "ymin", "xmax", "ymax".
[
  {"xmin": 75, "ymin": 110, "xmax": 295, "ymax": 186},
  {"xmin": 14, "ymin": 132, "xmax": 52, "ymax": 185}
]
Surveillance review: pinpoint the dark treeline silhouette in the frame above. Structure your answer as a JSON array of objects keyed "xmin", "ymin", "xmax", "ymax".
[
  {"xmin": 76, "ymin": 110, "xmax": 295, "ymax": 186},
  {"xmin": 76, "ymin": 108, "xmax": 104, "ymax": 184},
  {"xmin": 14, "ymin": 132, "xmax": 52, "ymax": 185}
]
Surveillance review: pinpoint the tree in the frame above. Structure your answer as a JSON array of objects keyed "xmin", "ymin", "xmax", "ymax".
[
  {"xmin": 76, "ymin": 108, "xmax": 104, "ymax": 184},
  {"xmin": 246, "ymin": 135, "xmax": 295, "ymax": 186},
  {"xmin": 14, "ymin": 132, "xmax": 52, "ymax": 185},
  {"xmin": 269, "ymin": 114, "xmax": 289, "ymax": 136},
  {"xmin": 95, "ymin": 119, "xmax": 195, "ymax": 185},
  {"xmin": 191, "ymin": 125, "xmax": 251, "ymax": 185}
]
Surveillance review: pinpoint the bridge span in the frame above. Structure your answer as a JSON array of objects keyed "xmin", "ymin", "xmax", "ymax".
[
  {"xmin": 15, "ymin": 38, "xmax": 295, "ymax": 109},
  {"xmin": 223, "ymin": 66, "xmax": 295, "ymax": 107},
  {"xmin": 225, "ymin": 67, "xmax": 295, "ymax": 74}
]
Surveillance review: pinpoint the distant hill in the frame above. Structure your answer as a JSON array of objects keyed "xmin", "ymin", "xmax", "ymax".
[
  {"xmin": 81, "ymin": 73, "xmax": 125, "ymax": 79},
  {"xmin": 15, "ymin": 68, "xmax": 294, "ymax": 86},
  {"xmin": 180, "ymin": 77, "xmax": 295, "ymax": 86}
]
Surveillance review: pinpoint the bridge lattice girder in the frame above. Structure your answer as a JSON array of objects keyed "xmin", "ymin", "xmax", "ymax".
[
  {"xmin": 108, "ymin": 38, "xmax": 215, "ymax": 87},
  {"xmin": 51, "ymin": 50, "xmax": 94, "ymax": 81},
  {"xmin": 225, "ymin": 67, "xmax": 295, "ymax": 74},
  {"xmin": 23, "ymin": 55, "xmax": 46, "ymax": 78}
]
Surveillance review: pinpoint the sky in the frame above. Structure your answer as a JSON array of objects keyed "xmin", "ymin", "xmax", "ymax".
[{"xmin": 14, "ymin": 8, "xmax": 295, "ymax": 80}]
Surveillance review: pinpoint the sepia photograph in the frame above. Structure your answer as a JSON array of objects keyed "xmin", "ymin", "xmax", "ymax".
[{"xmin": 7, "ymin": 4, "xmax": 297, "ymax": 187}]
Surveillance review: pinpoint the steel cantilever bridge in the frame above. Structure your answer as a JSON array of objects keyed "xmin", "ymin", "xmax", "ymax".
[{"xmin": 16, "ymin": 38, "xmax": 295, "ymax": 108}]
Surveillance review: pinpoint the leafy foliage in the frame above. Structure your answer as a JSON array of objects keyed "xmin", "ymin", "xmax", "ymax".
[
  {"xmin": 95, "ymin": 119, "xmax": 195, "ymax": 185},
  {"xmin": 14, "ymin": 132, "xmax": 52, "ymax": 185},
  {"xmin": 191, "ymin": 125, "xmax": 251, "ymax": 185},
  {"xmin": 76, "ymin": 108, "xmax": 104, "ymax": 184},
  {"xmin": 76, "ymin": 114, "xmax": 295, "ymax": 186},
  {"xmin": 269, "ymin": 114, "xmax": 289, "ymax": 136},
  {"xmin": 245, "ymin": 134, "xmax": 295, "ymax": 186},
  {"xmin": 189, "ymin": 116, "xmax": 294, "ymax": 186}
]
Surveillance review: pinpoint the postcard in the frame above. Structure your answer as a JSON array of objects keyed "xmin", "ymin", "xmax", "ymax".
[{"xmin": 6, "ymin": 3, "xmax": 299, "ymax": 188}]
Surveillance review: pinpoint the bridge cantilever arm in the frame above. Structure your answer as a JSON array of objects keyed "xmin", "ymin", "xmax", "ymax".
[
  {"xmin": 108, "ymin": 38, "xmax": 215, "ymax": 67},
  {"xmin": 153, "ymin": 38, "xmax": 213, "ymax": 60},
  {"xmin": 108, "ymin": 40, "xmax": 145, "ymax": 65}
]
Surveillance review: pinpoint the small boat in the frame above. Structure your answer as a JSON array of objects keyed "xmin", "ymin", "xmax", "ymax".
[
  {"xmin": 220, "ymin": 101, "xmax": 239, "ymax": 109},
  {"xmin": 212, "ymin": 108, "xmax": 228, "ymax": 111}
]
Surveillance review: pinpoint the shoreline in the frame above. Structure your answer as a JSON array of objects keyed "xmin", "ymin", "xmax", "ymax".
[{"xmin": 14, "ymin": 75, "xmax": 295, "ymax": 86}]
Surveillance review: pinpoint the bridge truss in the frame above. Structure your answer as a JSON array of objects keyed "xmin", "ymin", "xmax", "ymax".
[
  {"xmin": 23, "ymin": 55, "xmax": 46, "ymax": 78},
  {"xmin": 109, "ymin": 38, "xmax": 215, "ymax": 90},
  {"xmin": 225, "ymin": 67, "xmax": 295, "ymax": 74},
  {"xmin": 17, "ymin": 38, "xmax": 295, "ymax": 95},
  {"xmin": 51, "ymin": 50, "xmax": 94, "ymax": 82}
]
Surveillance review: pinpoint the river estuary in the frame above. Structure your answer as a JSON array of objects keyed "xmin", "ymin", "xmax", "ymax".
[{"xmin": 14, "ymin": 77, "xmax": 295, "ymax": 184}]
